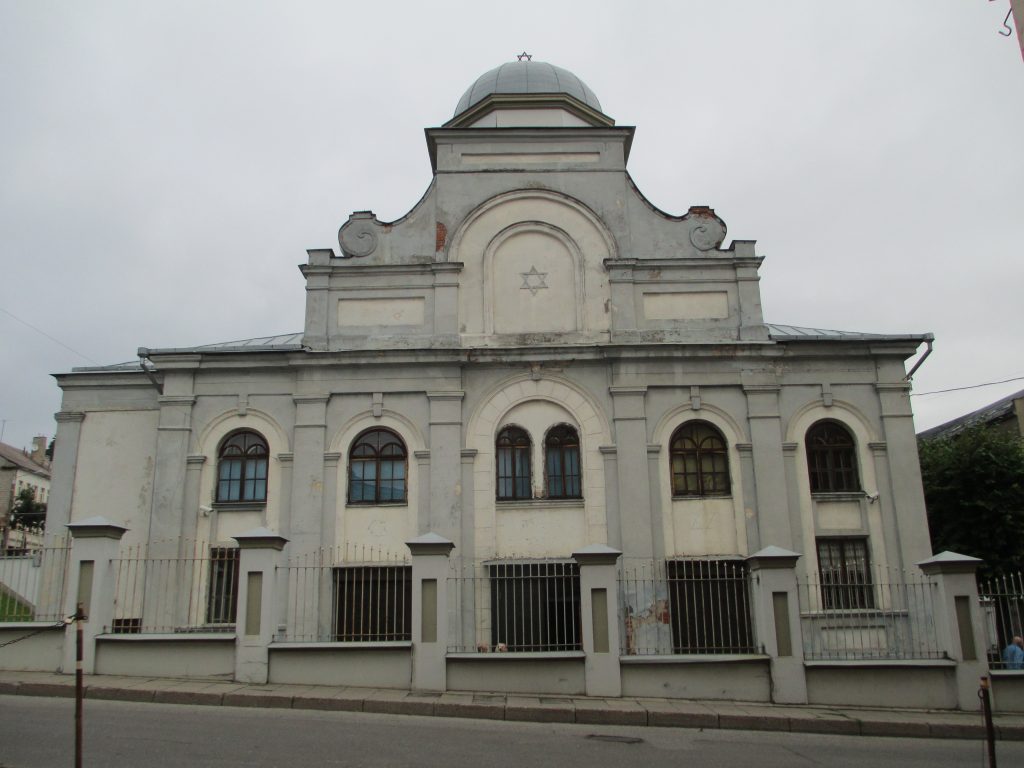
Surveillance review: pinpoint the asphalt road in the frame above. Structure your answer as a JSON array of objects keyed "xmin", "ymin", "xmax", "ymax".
[{"xmin": 0, "ymin": 695, "xmax": 1017, "ymax": 768}]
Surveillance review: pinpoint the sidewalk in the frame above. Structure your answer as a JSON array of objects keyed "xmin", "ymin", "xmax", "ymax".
[{"xmin": 1, "ymin": 669, "xmax": 1018, "ymax": 741}]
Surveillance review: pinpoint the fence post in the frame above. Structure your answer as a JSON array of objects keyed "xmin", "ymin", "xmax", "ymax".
[
  {"xmin": 573, "ymin": 544, "xmax": 623, "ymax": 697},
  {"xmin": 746, "ymin": 546, "xmax": 807, "ymax": 704},
  {"xmin": 918, "ymin": 551, "xmax": 988, "ymax": 711},
  {"xmin": 407, "ymin": 532, "xmax": 455, "ymax": 692},
  {"xmin": 63, "ymin": 517, "xmax": 127, "ymax": 675},
  {"xmin": 233, "ymin": 527, "xmax": 289, "ymax": 684}
]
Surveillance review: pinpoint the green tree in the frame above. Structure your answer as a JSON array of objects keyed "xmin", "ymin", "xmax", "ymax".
[
  {"xmin": 919, "ymin": 426, "xmax": 1024, "ymax": 580},
  {"xmin": 10, "ymin": 487, "xmax": 46, "ymax": 528}
]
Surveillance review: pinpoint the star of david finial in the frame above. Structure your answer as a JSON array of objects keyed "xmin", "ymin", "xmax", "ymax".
[
  {"xmin": 520, "ymin": 265, "xmax": 548, "ymax": 296},
  {"xmin": 516, "ymin": 52, "xmax": 533, "ymax": 62}
]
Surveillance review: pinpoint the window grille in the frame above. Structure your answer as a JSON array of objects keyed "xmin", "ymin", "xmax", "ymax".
[
  {"xmin": 206, "ymin": 547, "xmax": 240, "ymax": 624},
  {"xmin": 488, "ymin": 561, "xmax": 581, "ymax": 651},
  {"xmin": 816, "ymin": 538, "xmax": 874, "ymax": 610},
  {"xmin": 666, "ymin": 559, "xmax": 755, "ymax": 653},
  {"xmin": 333, "ymin": 565, "xmax": 411, "ymax": 641}
]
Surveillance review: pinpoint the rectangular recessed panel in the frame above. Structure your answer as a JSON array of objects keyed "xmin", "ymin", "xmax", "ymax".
[
  {"xmin": 591, "ymin": 588, "xmax": 609, "ymax": 653},
  {"xmin": 245, "ymin": 572, "xmax": 262, "ymax": 637},
  {"xmin": 461, "ymin": 151, "xmax": 600, "ymax": 164},
  {"xmin": 773, "ymin": 592, "xmax": 792, "ymax": 657},
  {"xmin": 77, "ymin": 561, "xmax": 94, "ymax": 619},
  {"xmin": 422, "ymin": 579, "xmax": 437, "ymax": 644},
  {"xmin": 337, "ymin": 297, "xmax": 425, "ymax": 327},
  {"xmin": 955, "ymin": 595, "xmax": 976, "ymax": 661},
  {"xmin": 643, "ymin": 292, "xmax": 729, "ymax": 321}
]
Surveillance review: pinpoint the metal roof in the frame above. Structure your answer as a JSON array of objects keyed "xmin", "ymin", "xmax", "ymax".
[
  {"xmin": 454, "ymin": 60, "xmax": 602, "ymax": 117},
  {"xmin": 766, "ymin": 324, "xmax": 931, "ymax": 342},
  {"xmin": 918, "ymin": 388, "xmax": 1024, "ymax": 440},
  {"xmin": 0, "ymin": 441, "xmax": 51, "ymax": 478}
]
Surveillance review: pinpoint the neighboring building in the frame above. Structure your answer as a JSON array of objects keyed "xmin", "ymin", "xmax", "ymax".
[
  {"xmin": 0, "ymin": 436, "xmax": 51, "ymax": 551},
  {"xmin": 918, "ymin": 388, "xmax": 1024, "ymax": 441},
  {"xmin": 32, "ymin": 59, "xmax": 969, "ymax": 706}
]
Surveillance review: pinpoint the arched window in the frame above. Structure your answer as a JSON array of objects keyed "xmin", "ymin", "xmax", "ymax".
[
  {"xmin": 670, "ymin": 421, "xmax": 730, "ymax": 497},
  {"xmin": 545, "ymin": 424, "xmax": 582, "ymax": 499},
  {"xmin": 348, "ymin": 429, "xmax": 408, "ymax": 504},
  {"xmin": 806, "ymin": 421, "xmax": 860, "ymax": 493},
  {"xmin": 217, "ymin": 431, "xmax": 269, "ymax": 503},
  {"xmin": 496, "ymin": 426, "xmax": 532, "ymax": 500}
]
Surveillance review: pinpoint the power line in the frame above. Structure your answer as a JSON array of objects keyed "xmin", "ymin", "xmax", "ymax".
[
  {"xmin": 0, "ymin": 306, "xmax": 101, "ymax": 366},
  {"xmin": 912, "ymin": 375, "xmax": 1024, "ymax": 397}
]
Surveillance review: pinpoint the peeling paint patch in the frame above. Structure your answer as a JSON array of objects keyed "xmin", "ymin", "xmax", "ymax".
[{"xmin": 435, "ymin": 221, "xmax": 447, "ymax": 252}]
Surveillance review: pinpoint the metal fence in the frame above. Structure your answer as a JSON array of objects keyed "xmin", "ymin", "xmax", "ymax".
[
  {"xmin": 619, "ymin": 558, "xmax": 756, "ymax": 656},
  {"xmin": 797, "ymin": 566, "xmax": 944, "ymax": 660},
  {"xmin": 109, "ymin": 541, "xmax": 238, "ymax": 633},
  {"xmin": 447, "ymin": 559, "xmax": 581, "ymax": 653},
  {"xmin": 279, "ymin": 544, "xmax": 410, "ymax": 643},
  {"xmin": 979, "ymin": 571, "xmax": 1024, "ymax": 670},
  {"xmin": 0, "ymin": 535, "xmax": 71, "ymax": 623}
]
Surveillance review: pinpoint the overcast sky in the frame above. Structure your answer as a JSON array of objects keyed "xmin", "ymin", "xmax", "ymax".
[{"xmin": 1, "ymin": 1, "xmax": 1022, "ymax": 453}]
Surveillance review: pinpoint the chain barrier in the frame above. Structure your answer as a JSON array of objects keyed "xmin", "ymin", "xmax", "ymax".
[{"xmin": 0, "ymin": 611, "xmax": 82, "ymax": 649}]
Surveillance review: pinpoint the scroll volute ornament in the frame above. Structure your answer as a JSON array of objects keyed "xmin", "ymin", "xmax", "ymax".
[
  {"xmin": 339, "ymin": 211, "xmax": 383, "ymax": 258},
  {"xmin": 685, "ymin": 206, "xmax": 727, "ymax": 252}
]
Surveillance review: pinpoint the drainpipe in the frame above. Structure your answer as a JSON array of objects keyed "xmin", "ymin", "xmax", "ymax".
[
  {"xmin": 904, "ymin": 337, "xmax": 934, "ymax": 381},
  {"xmin": 136, "ymin": 347, "xmax": 163, "ymax": 394}
]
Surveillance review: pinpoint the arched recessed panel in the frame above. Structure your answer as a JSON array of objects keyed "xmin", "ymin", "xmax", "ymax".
[{"xmin": 490, "ymin": 229, "xmax": 579, "ymax": 334}]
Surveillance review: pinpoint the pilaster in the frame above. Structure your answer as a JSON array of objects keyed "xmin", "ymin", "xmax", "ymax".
[
  {"xmin": 46, "ymin": 411, "xmax": 85, "ymax": 546},
  {"xmin": 290, "ymin": 395, "xmax": 328, "ymax": 555},
  {"xmin": 427, "ymin": 392, "xmax": 464, "ymax": 541},
  {"xmin": 610, "ymin": 387, "xmax": 653, "ymax": 559},
  {"xmin": 743, "ymin": 383, "xmax": 794, "ymax": 549}
]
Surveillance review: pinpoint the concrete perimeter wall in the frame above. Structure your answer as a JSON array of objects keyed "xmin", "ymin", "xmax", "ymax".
[
  {"xmin": 268, "ymin": 647, "xmax": 412, "ymax": 689},
  {"xmin": 621, "ymin": 657, "xmax": 771, "ymax": 702},
  {"xmin": 806, "ymin": 664, "xmax": 958, "ymax": 709},
  {"xmin": 446, "ymin": 656, "xmax": 586, "ymax": 695},
  {"xmin": 95, "ymin": 638, "xmax": 235, "ymax": 679},
  {"xmin": 0, "ymin": 625, "xmax": 64, "ymax": 672},
  {"xmin": 992, "ymin": 672, "xmax": 1024, "ymax": 712}
]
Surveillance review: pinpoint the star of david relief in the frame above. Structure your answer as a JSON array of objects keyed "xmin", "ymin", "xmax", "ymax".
[{"xmin": 520, "ymin": 265, "xmax": 549, "ymax": 296}]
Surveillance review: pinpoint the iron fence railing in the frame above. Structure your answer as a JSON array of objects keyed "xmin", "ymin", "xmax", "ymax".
[
  {"xmin": 619, "ymin": 558, "xmax": 757, "ymax": 655},
  {"xmin": 447, "ymin": 559, "xmax": 581, "ymax": 653},
  {"xmin": 0, "ymin": 535, "xmax": 70, "ymax": 622},
  {"xmin": 279, "ymin": 544, "xmax": 410, "ymax": 643},
  {"xmin": 979, "ymin": 571, "xmax": 1024, "ymax": 671},
  {"xmin": 797, "ymin": 566, "xmax": 944, "ymax": 660},
  {"xmin": 109, "ymin": 541, "xmax": 238, "ymax": 633}
]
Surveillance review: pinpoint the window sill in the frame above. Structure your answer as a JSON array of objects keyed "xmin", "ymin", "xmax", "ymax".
[
  {"xmin": 446, "ymin": 650, "xmax": 585, "ymax": 660},
  {"xmin": 270, "ymin": 641, "xmax": 412, "ymax": 650},
  {"xmin": 97, "ymin": 632, "xmax": 236, "ymax": 642},
  {"xmin": 811, "ymin": 492, "xmax": 865, "ymax": 502},
  {"xmin": 495, "ymin": 499, "xmax": 584, "ymax": 510},
  {"xmin": 803, "ymin": 658, "xmax": 953, "ymax": 668},
  {"xmin": 212, "ymin": 502, "xmax": 266, "ymax": 512},
  {"xmin": 671, "ymin": 494, "xmax": 733, "ymax": 501},
  {"xmin": 620, "ymin": 653, "xmax": 768, "ymax": 664},
  {"xmin": 345, "ymin": 502, "xmax": 409, "ymax": 508}
]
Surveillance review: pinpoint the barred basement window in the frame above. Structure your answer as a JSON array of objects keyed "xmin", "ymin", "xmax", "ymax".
[
  {"xmin": 666, "ymin": 560, "xmax": 755, "ymax": 654},
  {"xmin": 816, "ymin": 537, "xmax": 874, "ymax": 610},
  {"xmin": 332, "ymin": 565, "xmax": 412, "ymax": 641},
  {"xmin": 206, "ymin": 548, "xmax": 240, "ymax": 624},
  {"xmin": 488, "ymin": 561, "xmax": 581, "ymax": 651}
]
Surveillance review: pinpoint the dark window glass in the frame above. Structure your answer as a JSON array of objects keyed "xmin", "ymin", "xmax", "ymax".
[
  {"xmin": 496, "ymin": 426, "xmax": 532, "ymax": 500},
  {"xmin": 488, "ymin": 562, "xmax": 581, "ymax": 651},
  {"xmin": 348, "ymin": 430, "xmax": 408, "ymax": 504},
  {"xmin": 545, "ymin": 424, "xmax": 582, "ymax": 499},
  {"xmin": 666, "ymin": 560, "xmax": 756, "ymax": 653},
  {"xmin": 670, "ymin": 421, "xmax": 730, "ymax": 497},
  {"xmin": 806, "ymin": 421, "xmax": 860, "ymax": 493},
  {"xmin": 217, "ymin": 431, "xmax": 269, "ymax": 503},
  {"xmin": 206, "ymin": 548, "xmax": 240, "ymax": 624},
  {"xmin": 816, "ymin": 538, "xmax": 874, "ymax": 610},
  {"xmin": 332, "ymin": 565, "xmax": 412, "ymax": 641}
]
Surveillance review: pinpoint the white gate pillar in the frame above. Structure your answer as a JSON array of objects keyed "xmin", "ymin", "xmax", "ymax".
[
  {"xmin": 573, "ymin": 544, "xmax": 623, "ymax": 697},
  {"xmin": 407, "ymin": 533, "xmax": 455, "ymax": 692},
  {"xmin": 233, "ymin": 527, "xmax": 288, "ymax": 684}
]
